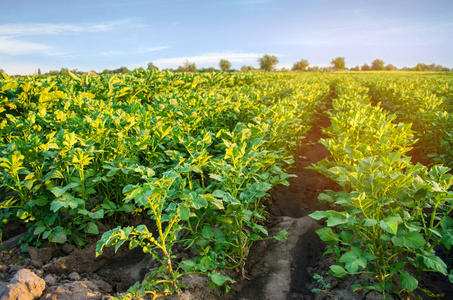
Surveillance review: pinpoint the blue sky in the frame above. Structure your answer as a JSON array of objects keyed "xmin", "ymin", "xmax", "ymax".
[{"xmin": 1, "ymin": 0, "xmax": 452, "ymax": 74}]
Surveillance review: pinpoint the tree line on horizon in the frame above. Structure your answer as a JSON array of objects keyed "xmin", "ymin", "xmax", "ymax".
[{"xmin": 1, "ymin": 55, "xmax": 451, "ymax": 77}]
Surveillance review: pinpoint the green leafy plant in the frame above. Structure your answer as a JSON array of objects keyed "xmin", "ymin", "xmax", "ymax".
[
  {"xmin": 310, "ymin": 78, "xmax": 453, "ymax": 298},
  {"xmin": 311, "ymin": 273, "xmax": 334, "ymax": 300}
]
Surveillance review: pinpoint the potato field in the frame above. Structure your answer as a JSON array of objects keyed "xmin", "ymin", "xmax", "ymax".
[{"xmin": 0, "ymin": 71, "xmax": 452, "ymax": 299}]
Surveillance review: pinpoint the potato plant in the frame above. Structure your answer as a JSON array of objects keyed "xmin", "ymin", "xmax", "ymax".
[
  {"xmin": 0, "ymin": 70, "xmax": 330, "ymax": 296},
  {"xmin": 310, "ymin": 78, "xmax": 453, "ymax": 299}
]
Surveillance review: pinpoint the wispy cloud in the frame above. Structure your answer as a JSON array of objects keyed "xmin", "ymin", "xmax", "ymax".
[
  {"xmin": 0, "ymin": 36, "xmax": 57, "ymax": 55},
  {"xmin": 99, "ymin": 46, "xmax": 169, "ymax": 57},
  {"xmin": 153, "ymin": 52, "xmax": 264, "ymax": 67},
  {"xmin": 0, "ymin": 20, "xmax": 131, "ymax": 36},
  {"xmin": 0, "ymin": 20, "xmax": 134, "ymax": 56}
]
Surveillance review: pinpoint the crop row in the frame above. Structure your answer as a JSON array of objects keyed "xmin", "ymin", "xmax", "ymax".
[
  {"xmin": 0, "ymin": 70, "xmax": 330, "ymax": 296},
  {"xmin": 358, "ymin": 74, "xmax": 453, "ymax": 168},
  {"xmin": 310, "ymin": 77, "xmax": 453, "ymax": 298}
]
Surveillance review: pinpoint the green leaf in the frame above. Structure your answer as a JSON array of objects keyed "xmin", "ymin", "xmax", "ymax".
[
  {"xmin": 179, "ymin": 206, "xmax": 190, "ymax": 220},
  {"xmin": 442, "ymin": 229, "xmax": 453, "ymax": 250},
  {"xmin": 309, "ymin": 211, "xmax": 329, "ymax": 220},
  {"xmin": 50, "ymin": 182, "xmax": 79, "ymax": 198},
  {"xmin": 391, "ymin": 231, "xmax": 425, "ymax": 249},
  {"xmin": 339, "ymin": 251, "xmax": 367, "ymax": 274},
  {"xmin": 180, "ymin": 260, "xmax": 196, "ymax": 272},
  {"xmin": 363, "ymin": 219, "xmax": 378, "ymax": 227},
  {"xmin": 330, "ymin": 265, "xmax": 348, "ymax": 278},
  {"xmin": 48, "ymin": 226, "xmax": 68, "ymax": 243},
  {"xmin": 50, "ymin": 193, "xmax": 84, "ymax": 212},
  {"xmin": 252, "ymin": 224, "xmax": 268, "ymax": 236},
  {"xmin": 202, "ymin": 226, "xmax": 214, "ymax": 239},
  {"xmin": 204, "ymin": 194, "xmax": 224, "ymax": 210},
  {"xmin": 34, "ymin": 195, "xmax": 49, "ymax": 207},
  {"xmin": 193, "ymin": 195, "xmax": 208, "ymax": 208},
  {"xmin": 416, "ymin": 254, "xmax": 447, "ymax": 275},
  {"xmin": 209, "ymin": 173, "xmax": 225, "ymax": 182},
  {"xmin": 351, "ymin": 284, "xmax": 363, "ymax": 292},
  {"xmin": 441, "ymin": 216, "xmax": 453, "ymax": 230},
  {"xmin": 316, "ymin": 227, "xmax": 339, "ymax": 246},
  {"xmin": 414, "ymin": 188, "xmax": 428, "ymax": 200},
  {"xmin": 399, "ymin": 271, "xmax": 418, "ymax": 290},
  {"xmin": 85, "ymin": 222, "xmax": 99, "ymax": 234},
  {"xmin": 89, "ymin": 209, "xmax": 104, "ymax": 219},
  {"xmin": 318, "ymin": 193, "xmax": 333, "ymax": 203},
  {"xmin": 273, "ymin": 230, "xmax": 288, "ymax": 241},
  {"xmin": 34, "ymin": 226, "xmax": 47, "ymax": 235},
  {"xmin": 209, "ymin": 272, "xmax": 235, "ymax": 292},
  {"xmin": 340, "ymin": 231, "xmax": 352, "ymax": 243},
  {"xmin": 68, "ymin": 70, "xmax": 81, "ymax": 82},
  {"xmin": 380, "ymin": 217, "xmax": 399, "ymax": 235}
]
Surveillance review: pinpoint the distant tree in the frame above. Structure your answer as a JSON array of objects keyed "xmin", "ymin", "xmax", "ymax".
[
  {"xmin": 292, "ymin": 59, "xmax": 309, "ymax": 71},
  {"xmin": 241, "ymin": 65, "xmax": 255, "ymax": 72},
  {"xmin": 442, "ymin": 67, "xmax": 450, "ymax": 72},
  {"xmin": 219, "ymin": 59, "xmax": 232, "ymax": 72},
  {"xmin": 350, "ymin": 66, "xmax": 360, "ymax": 71},
  {"xmin": 48, "ymin": 70, "xmax": 59, "ymax": 76},
  {"xmin": 413, "ymin": 63, "xmax": 429, "ymax": 71},
  {"xmin": 361, "ymin": 64, "xmax": 371, "ymax": 71},
  {"xmin": 331, "ymin": 57, "xmax": 346, "ymax": 71},
  {"xmin": 59, "ymin": 68, "xmax": 69, "ymax": 76},
  {"xmin": 308, "ymin": 66, "xmax": 320, "ymax": 72},
  {"xmin": 102, "ymin": 69, "xmax": 110, "ymax": 75},
  {"xmin": 0, "ymin": 68, "xmax": 4, "ymax": 74},
  {"xmin": 258, "ymin": 55, "xmax": 279, "ymax": 71},
  {"xmin": 385, "ymin": 64, "xmax": 395, "ymax": 71},
  {"xmin": 177, "ymin": 60, "xmax": 197, "ymax": 72},
  {"xmin": 147, "ymin": 62, "xmax": 159, "ymax": 71},
  {"xmin": 120, "ymin": 66, "xmax": 130, "ymax": 74},
  {"xmin": 435, "ymin": 65, "xmax": 443, "ymax": 72},
  {"xmin": 37, "ymin": 68, "xmax": 41, "ymax": 76},
  {"xmin": 188, "ymin": 63, "xmax": 197, "ymax": 72},
  {"xmin": 112, "ymin": 66, "xmax": 130, "ymax": 74},
  {"xmin": 371, "ymin": 59, "xmax": 385, "ymax": 71},
  {"xmin": 199, "ymin": 67, "xmax": 217, "ymax": 73}
]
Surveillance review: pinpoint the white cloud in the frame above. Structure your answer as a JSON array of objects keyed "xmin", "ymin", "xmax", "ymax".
[
  {"xmin": 0, "ymin": 20, "xmax": 130, "ymax": 36},
  {"xmin": 0, "ymin": 36, "xmax": 56, "ymax": 55},
  {"xmin": 0, "ymin": 20, "xmax": 133, "ymax": 56},
  {"xmin": 98, "ymin": 46, "xmax": 169, "ymax": 57},
  {"xmin": 153, "ymin": 52, "xmax": 264, "ymax": 68}
]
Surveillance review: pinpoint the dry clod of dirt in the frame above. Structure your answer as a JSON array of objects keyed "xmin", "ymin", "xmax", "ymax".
[
  {"xmin": 28, "ymin": 247, "xmax": 53, "ymax": 268},
  {"xmin": 62, "ymin": 244, "xmax": 75, "ymax": 255},
  {"xmin": 43, "ymin": 274, "xmax": 57, "ymax": 286},
  {"xmin": 68, "ymin": 271, "xmax": 81, "ymax": 281},
  {"xmin": 40, "ymin": 280, "xmax": 103, "ymax": 300},
  {"xmin": 7, "ymin": 265, "xmax": 23, "ymax": 274},
  {"xmin": 0, "ymin": 268, "xmax": 46, "ymax": 300},
  {"xmin": 91, "ymin": 279, "xmax": 113, "ymax": 293}
]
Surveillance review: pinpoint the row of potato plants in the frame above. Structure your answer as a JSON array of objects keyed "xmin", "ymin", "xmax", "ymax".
[
  {"xmin": 0, "ymin": 70, "xmax": 330, "ymax": 296},
  {"xmin": 310, "ymin": 77, "xmax": 453, "ymax": 299},
  {"xmin": 359, "ymin": 73, "xmax": 453, "ymax": 168}
]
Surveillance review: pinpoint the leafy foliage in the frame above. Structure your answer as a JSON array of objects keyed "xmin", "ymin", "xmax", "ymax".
[
  {"xmin": 0, "ymin": 70, "xmax": 330, "ymax": 296},
  {"xmin": 310, "ymin": 77, "xmax": 453, "ymax": 298}
]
